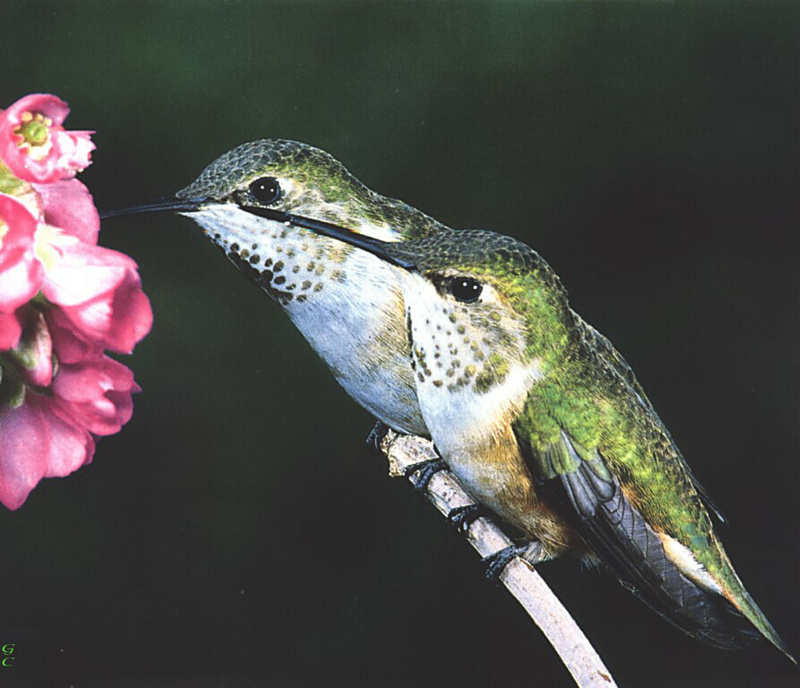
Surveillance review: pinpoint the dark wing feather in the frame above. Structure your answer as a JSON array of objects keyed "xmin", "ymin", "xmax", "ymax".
[{"xmin": 520, "ymin": 428, "xmax": 758, "ymax": 649}]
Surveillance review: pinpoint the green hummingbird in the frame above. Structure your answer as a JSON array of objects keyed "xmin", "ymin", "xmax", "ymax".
[{"xmin": 104, "ymin": 139, "xmax": 792, "ymax": 660}]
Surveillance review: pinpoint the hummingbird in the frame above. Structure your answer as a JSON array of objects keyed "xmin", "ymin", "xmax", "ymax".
[{"xmin": 104, "ymin": 138, "xmax": 792, "ymax": 660}]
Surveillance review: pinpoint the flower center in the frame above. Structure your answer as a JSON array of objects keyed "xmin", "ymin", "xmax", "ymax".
[{"xmin": 13, "ymin": 112, "xmax": 54, "ymax": 161}]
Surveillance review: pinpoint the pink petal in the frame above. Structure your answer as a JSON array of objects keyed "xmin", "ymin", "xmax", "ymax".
[
  {"xmin": 0, "ymin": 193, "xmax": 37, "ymax": 251},
  {"xmin": 56, "ymin": 131, "xmax": 94, "ymax": 172},
  {"xmin": 26, "ymin": 396, "xmax": 95, "ymax": 478},
  {"xmin": 52, "ymin": 356, "xmax": 138, "ymax": 436},
  {"xmin": 42, "ymin": 242, "xmax": 152, "ymax": 352},
  {"xmin": 0, "ymin": 194, "xmax": 42, "ymax": 312},
  {"xmin": 0, "ymin": 249, "xmax": 43, "ymax": 313},
  {"xmin": 104, "ymin": 278, "xmax": 152, "ymax": 353},
  {"xmin": 45, "ymin": 307, "xmax": 101, "ymax": 364},
  {"xmin": 54, "ymin": 356, "xmax": 134, "ymax": 403},
  {"xmin": 0, "ymin": 401, "xmax": 48, "ymax": 510},
  {"xmin": 60, "ymin": 271, "xmax": 153, "ymax": 354},
  {"xmin": 32, "ymin": 178, "xmax": 99, "ymax": 244},
  {"xmin": 42, "ymin": 242, "xmax": 135, "ymax": 306},
  {"xmin": 0, "ymin": 310, "xmax": 22, "ymax": 350},
  {"xmin": 3, "ymin": 94, "xmax": 70, "ymax": 127}
]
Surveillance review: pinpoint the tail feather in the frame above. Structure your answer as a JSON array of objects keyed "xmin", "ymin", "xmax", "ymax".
[{"xmin": 719, "ymin": 575, "xmax": 796, "ymax": 662}]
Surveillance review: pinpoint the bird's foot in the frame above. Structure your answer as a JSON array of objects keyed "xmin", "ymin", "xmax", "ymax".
[
  {"xmin": 447, "ymin": 503, "xmax": 487, "ymax": 533},
  {"xmin": 482, "ymin": 542, "xmax": 544, "ymax": 580},
  {"xmin": 404, "ymin": 457, "xmax": 448, "ymax": 493}
]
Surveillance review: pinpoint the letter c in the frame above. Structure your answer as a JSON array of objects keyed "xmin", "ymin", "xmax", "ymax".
[{"xmin": 1, "ymin": 657, "xmax": 13, "ymax": 667}]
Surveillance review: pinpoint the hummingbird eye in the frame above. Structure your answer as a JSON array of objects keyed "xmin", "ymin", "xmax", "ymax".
[
  {"xmin": 449, "ymin": 277, "xmax": 483, "ymax": 303},
  {"xmin": 249, "ymin": 176, "xmax": 283, "ymax": 205}
]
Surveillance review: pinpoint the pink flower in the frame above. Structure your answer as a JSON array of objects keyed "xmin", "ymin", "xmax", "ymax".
[
  {"xmin": 0, "ymin": 94, "xmax": 95, "ymax": 184},
  {"xmin": 0, "ymin": 92, "xmax": 151, "ymax": 510},
  {"xmin": 0, "ymin": 194, "xmax": 44, "ymax": 313},
  {"xmin": 0, "ymin": 345, "xmax": 139, "ymax": 509}
]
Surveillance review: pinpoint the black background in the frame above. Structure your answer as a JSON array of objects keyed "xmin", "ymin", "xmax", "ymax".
[{"xmin": 0, "ymin": 2, "xmax": 797, "ymax": 687}]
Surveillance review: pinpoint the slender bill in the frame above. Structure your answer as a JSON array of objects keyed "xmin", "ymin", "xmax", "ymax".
[
  {"xmin": 101, "ymin": 198, "xmax": 417, "ymax": 271},
  {"xmin": 99, "ymin": 197, "xmax": 206, "ymax": 219}
]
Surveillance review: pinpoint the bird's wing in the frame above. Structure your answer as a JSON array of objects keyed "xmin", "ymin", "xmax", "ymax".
[
  {"xmin": 579, "ymin": 323, "xmax": 726, "ymax": 523},
  {"xmin": 515, "ymin": 425, "xmax": 758, "ymax": 649}
]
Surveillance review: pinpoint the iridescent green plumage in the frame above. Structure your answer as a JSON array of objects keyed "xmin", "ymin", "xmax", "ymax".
[{"xmin": 386, "ymin": 229, "xmax": 790, "ymax": 656}]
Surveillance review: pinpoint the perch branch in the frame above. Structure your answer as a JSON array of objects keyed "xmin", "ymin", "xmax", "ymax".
[{"xmin": 378, "ymin": 428, "xmax": 617, "ymax": 688}]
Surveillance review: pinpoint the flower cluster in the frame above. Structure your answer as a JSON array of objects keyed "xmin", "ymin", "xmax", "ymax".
[{"xmin": 0, "ymin": 94, "xmax": 152, "ymax": 510}]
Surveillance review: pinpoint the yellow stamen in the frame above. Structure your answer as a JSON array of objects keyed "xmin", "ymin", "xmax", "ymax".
[{"xmin": 12, "ymin": 112, "xmax": 54, "ymax": 161}]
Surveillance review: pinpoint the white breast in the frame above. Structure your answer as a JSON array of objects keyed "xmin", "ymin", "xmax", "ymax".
[{"xmin": 184, "ymin": 204, "xmax": 427, "ymax": 435}]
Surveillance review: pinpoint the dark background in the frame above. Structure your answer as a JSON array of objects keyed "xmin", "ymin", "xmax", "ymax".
[{"xmin": 0, "ymin": 2, "xmax": 797, "ymax": 687}]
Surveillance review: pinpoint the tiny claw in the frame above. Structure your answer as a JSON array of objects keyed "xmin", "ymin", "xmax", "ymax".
[
  {"xmin": 447, "ymin": 503, "xmax": 486, "ymax": 533},
  {"xmin": 404, "ymin": 458, "xmax": 447, "ymax": 493},
  {"xmin": 366, "ymin": 421, "xmax": 391, "ymax": 453}
]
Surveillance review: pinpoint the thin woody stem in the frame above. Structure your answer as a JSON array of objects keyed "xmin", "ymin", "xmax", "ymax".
[{"xmin": 378, "ymin": 429, "xmax": 618, "ymax": 688}]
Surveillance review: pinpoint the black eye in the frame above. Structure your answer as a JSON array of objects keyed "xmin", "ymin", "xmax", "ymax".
[
  {"xmin": 249, "ymin": 176, "xmax": 282, "ymax": 205},
  {"xmin": 449, "ymin": 277, "xmax": 482, "ymax": 303}
]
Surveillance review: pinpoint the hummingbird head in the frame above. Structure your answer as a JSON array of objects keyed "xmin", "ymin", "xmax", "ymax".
[
  {"xmin": 176, "ymin": 139, "xmax": 427, "ymax": 234},
  {"xmin": 175, "ymin": 138, "xmax": 444, "ymax": 242},
  {"xmin": 368, "ymin": 229, "xmax": 575, "ymax": 454},
  {"xmin": 380, "ymin": 229, "xmax": 573, "ymax": 390}
]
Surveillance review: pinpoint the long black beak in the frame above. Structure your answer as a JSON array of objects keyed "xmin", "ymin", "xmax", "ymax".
[
  {"xmin": 101, "ymin": 197, "xmax": 417, "ymax": 270},
  {"xmin": 99, "ymin": 197, "xmax": 205, "ymax": 219}
]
